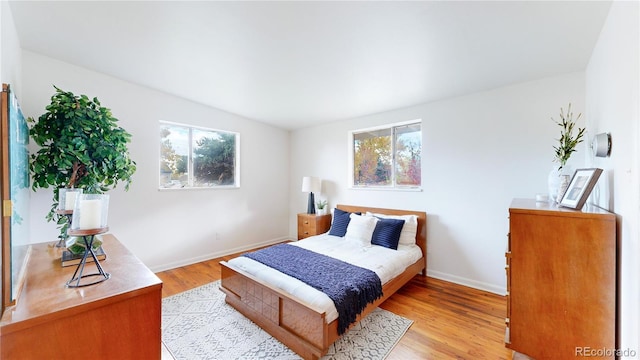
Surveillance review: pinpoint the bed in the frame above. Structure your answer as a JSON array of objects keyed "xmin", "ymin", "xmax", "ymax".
[{"xmin": 219, "ymin": 204, "xmax": 427, "ymax": 360}]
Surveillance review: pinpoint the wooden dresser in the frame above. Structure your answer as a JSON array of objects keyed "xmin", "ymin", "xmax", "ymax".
[
  {"xmin": 0, "ymin": 234, "xmax": 162, "ymax": 359},
  {"xmin": 297, "ymin": 213, "xmax": 332, "ymax": 239},
  {"xmin": 506, "ymin": 199, "xmax": 616, "ymax": 359}
]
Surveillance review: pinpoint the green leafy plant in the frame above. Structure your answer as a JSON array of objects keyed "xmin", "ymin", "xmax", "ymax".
[
  {"xmin": 316, "ymin": 199, "xmax": 327, "ymax": 210},
  {"xmin": 28, "ymin": 86, "xmax": 136, "ymax": 236},
  {"xmin": 552, "ymin": 103, "xmax": 585, "ymax": 170}
]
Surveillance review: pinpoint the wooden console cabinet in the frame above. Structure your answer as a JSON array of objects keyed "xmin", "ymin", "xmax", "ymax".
[
  {"xmin": 0, "ymin": 234, "xmax": 162, "ymax": 359},
  {"xmin": 506, "ymin": 199, "xmax": 616, "ymax": 359},
  {"xmin": 297, "ymin": 213, "xmax": 331, "ymax": 239}
]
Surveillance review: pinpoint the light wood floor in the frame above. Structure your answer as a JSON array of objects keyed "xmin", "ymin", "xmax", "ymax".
[{"xmin": 157, "ymin": 250, "xmax": 513, "ymax": 359}]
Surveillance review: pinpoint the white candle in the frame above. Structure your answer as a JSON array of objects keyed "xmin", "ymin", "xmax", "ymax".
[
  {"xmin": 64, "ymin": 191, "xmax": 78, "ymax": 210},
  {"xmin": 79, "ymin": 199, "xmax": 102, "ymax": 229}
]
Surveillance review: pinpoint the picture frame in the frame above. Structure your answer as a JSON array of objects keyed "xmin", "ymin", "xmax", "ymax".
[{"xmin": 559, "ymin": 168, "xmax": 603, "ymax": 210}]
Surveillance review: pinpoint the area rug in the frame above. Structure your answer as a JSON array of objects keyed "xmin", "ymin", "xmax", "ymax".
[{"xmin": 162, "ymin": 281, "xmax": 413, "ymax": 360}]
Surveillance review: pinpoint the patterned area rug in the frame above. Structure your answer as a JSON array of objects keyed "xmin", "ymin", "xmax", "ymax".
[{"xmin": 162, "ymin": 281, "xmax": 413, "ymax": 360}]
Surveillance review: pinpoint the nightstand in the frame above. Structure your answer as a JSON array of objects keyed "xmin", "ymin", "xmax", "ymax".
[{"xmin": 297, "ymin": 213, "xmax": 332, "ymax": 240}]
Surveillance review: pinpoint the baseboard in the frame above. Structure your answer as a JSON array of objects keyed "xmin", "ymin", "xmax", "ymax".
[
  {"xmin": 427, "ymin": 269, "xmax": 506, "ymax": 296},
  {"xmin": 150, "ymin": 236, "xmax": 293, "ymax": 273}
]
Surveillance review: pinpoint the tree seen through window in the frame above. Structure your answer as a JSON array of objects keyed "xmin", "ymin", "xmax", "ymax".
[
  {"xmin": 160, "ymin": 122, "xmax": 238, "ymax": 188},
  {"xmin": 352, "ymin": 122, "xmax": 421, "ymax": 188}
]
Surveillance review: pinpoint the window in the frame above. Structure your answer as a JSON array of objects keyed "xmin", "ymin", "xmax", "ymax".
[
  {"xmin": 159, "ymin": 121, "xmax": 239, "ymax": 189},
  {"xmin": 350, "ymin": 120, "xmax": 421, "ymax": 189}
]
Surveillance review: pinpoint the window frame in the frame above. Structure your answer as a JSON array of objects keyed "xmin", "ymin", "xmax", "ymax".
[
  {"xmin": 159, "ymin": 120, "xmax": 240, "ymax": 190},
  {"xmin": 348, "ymin": 119, "xmax": 422, "ymax": 191}
]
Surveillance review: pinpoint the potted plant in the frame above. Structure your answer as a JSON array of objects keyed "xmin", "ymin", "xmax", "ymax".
[
  {"xmin": 28, "ymin": 86, "xmax": 137, "ymax": 239},
  {"xmin": 548, "ymin": 103, "xmax": 585, "ymax": 202},
  {"xmin": 316, "ymin": 199, "xmax": 328, "ymax": 215}
]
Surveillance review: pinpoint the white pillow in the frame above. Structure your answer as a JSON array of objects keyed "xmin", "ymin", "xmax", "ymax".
[
  {"xmin": 344, "ymin": 213, "xmax": 378, "ymax": 247},
  {"xmin": 366, "ymin": 212, "xmax": 418, "ymax": 246}
]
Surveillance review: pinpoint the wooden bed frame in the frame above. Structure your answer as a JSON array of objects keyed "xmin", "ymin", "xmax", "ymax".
[{"xmin": 219, "ymin": 204, "xmax": 427, "ymax": 360}]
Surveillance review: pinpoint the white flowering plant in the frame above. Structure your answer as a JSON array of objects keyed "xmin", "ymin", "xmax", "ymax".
[{"xmin": 552, "ymin": 103, "xmax": 585, "ymax": 170}]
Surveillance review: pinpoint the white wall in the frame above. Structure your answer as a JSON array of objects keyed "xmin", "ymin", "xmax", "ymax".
[
  {"xmin": 1, "ymin": 0, "xmax": 22, "ymax": 96},
  {"xmin": 586, "ymin": 1, "xmax": 639, "ymax": 356},
  {"xmin": 290, "ymin": 72, "xmax": 585, "ymax": 294},
  {"xmin": 21, "ymin": 51, "xmax": 291, "ymax": 272}
]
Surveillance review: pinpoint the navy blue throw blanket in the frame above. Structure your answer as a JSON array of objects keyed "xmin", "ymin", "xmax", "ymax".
[{"xmin": 243, "ymin": 243, "xmax": 383, "ymax": 334}]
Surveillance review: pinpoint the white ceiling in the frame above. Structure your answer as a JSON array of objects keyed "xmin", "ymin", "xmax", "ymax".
[{"xmin": 9, "ymin": 1, "xmax": 611, "ymax": 130}]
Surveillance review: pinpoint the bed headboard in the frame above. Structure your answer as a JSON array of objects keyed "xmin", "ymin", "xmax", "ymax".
[{"xmin": 335, "ymin": 204, "xmax": 427, "ymax": 260}]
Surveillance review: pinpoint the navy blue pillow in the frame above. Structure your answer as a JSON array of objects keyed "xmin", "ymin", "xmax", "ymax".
[
  {"xmin": 328, "ymin": 208, "xmax": 360, "ymax": 237},
  {"xmin": 371, "ymin": 218, "xmax": 405, "ymax": 250}
]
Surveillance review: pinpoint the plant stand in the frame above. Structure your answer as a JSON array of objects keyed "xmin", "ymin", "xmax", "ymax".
[
  {"xmin": 54, "ymin": 209, "xmax": 73, "ymax": 248},
  {"xmin": 65, "ymin": 227, "xmax": 110, "ymax": 288}
]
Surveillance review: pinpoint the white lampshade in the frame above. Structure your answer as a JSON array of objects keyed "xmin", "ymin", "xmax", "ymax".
[{"xmin": 301, "ymin": 176, "xmax": 320, "ymax": 193}]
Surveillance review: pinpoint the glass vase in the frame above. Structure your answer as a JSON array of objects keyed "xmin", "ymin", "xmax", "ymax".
[
  {"xmin": 548, "ymin": 166, "xmax": 573, "ymax": 203},
  {"xmin": 58, "ymin": 188, "xmax": 83, "ymax": 211},
  {"xmin": 71, "ymin": 194, "xmax": 110, "ymax": 230}
]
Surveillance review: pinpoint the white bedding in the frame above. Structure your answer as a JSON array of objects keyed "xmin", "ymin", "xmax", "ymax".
[{"xmin": 225, "ymin": 233, "xmax": 423, "ymax": 323}]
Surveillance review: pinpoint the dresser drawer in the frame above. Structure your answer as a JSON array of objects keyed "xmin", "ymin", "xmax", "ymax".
[{"xmin": 297, "ymin": 214, "xmax": 331, "ymax": 239}]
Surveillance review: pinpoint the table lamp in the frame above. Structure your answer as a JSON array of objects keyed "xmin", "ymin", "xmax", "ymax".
[{"xmin": 301, "ymin": 176, "xmax": 320, "ymax": 214}]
